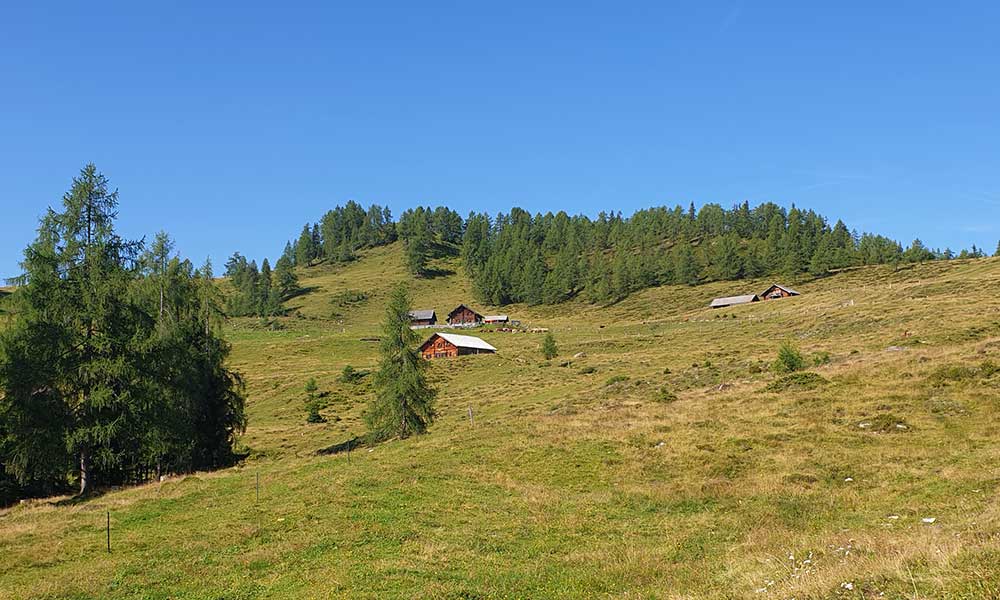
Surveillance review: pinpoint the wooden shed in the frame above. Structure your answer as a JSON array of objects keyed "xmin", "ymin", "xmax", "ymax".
[
  {"xmin": 483, "ymin": 314, "xmax": 509, "ymax": 324},
  {"xmin": 760, "ymin": 284, "xmax": 800, "ymax": 300},
  {"xmin": 419, "ymin": 333, "xmax": 497, "ymax": 359},
  {"xmin": 447, "ymin": 304, "xmax": 483, "ymax": 326},
  {"xmin": 408, "ymin": 309, "xmax": 437, "ymax": 326},
  {"xmin": 710, "ymin": 294, "xmax": 759, "ymax": 308}
]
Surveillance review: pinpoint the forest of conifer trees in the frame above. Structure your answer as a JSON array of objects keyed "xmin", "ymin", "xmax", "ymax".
[{"xmin": 239, "ymin": 199, "xmax": 990, "ymax": 311}]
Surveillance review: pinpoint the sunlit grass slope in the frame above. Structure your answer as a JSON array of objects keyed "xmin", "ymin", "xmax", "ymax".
[{"xmin": 3, "ymin": 243, "xmax": 1000, "ymax": 599}]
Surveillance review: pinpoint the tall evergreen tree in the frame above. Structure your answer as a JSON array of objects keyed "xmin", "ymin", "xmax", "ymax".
[
  {"xmin": 0, "ymin": 166, "xmax": 246, "ymax": 497},
  {"xmin": 295, "ymin": 224, "xmax": 315, "ymax": 266},
  {"xmin": 710, "ymin": 234, "xmax": 742, "ymax": 281},
  {"xmin": 672, "ymin": 243, "xmax": 699, "ymax": 285},
  {"xmin": 405, "ymin": 230, "xmax": 432, "ymax": 276},
  {"xmin": 365, "ymin": 284, "xmax": 435, "ymax": 441},
  {"xmin": 273, "ymin": 253, "xmax": 299, "ymax": 300}
]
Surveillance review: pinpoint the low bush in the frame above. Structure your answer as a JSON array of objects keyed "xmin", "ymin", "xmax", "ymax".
[
  {"xmin": 812, "ymin": 351, "xmax": 831, "ymax": 366},
  {"xmin": 605, "ymin": 375, "xmax": 630, "ymax": 386},
  {"xmin": 338, "ymin": 365, "xmax": 366, "ymax": 384},
  {"xmin": 927, "ymin": 360, "xmax": 999, "ymax": 386},
  {"xmin": 860, "ymin": 413, "xmax": 912, "ymax": 433},
  {"xmin": 765, "ymin": 371, "xmax": 828, "ymax": 392},
  {"xmin": 655, "ymin": 386, "xmax": 678, "ymax": 403},
  {"xmin": 773, "ymin": 342, "xmax": 806, "ymax": 374}
]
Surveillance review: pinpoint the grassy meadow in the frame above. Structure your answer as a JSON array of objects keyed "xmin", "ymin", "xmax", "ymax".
[{"xmin": 3, "ymin": 243, "xmax": 1000, "ymax": 598}]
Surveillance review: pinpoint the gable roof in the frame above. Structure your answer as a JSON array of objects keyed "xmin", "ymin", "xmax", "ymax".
[
  {"xmin": 447, "ymin": 304, "xmax": 482, "ymax": 318},
  {"xmin": 425, "ymin": 333, "xmax": 497, "ymax": 352},
  {"xmin": 761, "ymin": 284, "xmax": 800, "ymax": 296},
  {"xmin": 710, "ymin": 294, "xmax": 759, "ymax": 308},
  {"xmin": 408, "ymin": 309, "xmax": 436, "ymax": 320}
]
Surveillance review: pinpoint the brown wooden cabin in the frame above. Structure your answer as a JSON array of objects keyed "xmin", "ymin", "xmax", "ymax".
[
  {"xmin": 482, "ymin": 314, "xmax": 509, "ymax": 324},
  {"xmin": 760, "ymin": 284, "xmax": 801, "ymax": 300},
  {"xmin": 408, "ymin": 309, "xmax": 437, "ymax": 326},
  {"xmin": 419, "ymin": 333, "xmax": 497, "ymax": 359},
  {"xmin": 447, "ymin": 304, "xmax": 483, "ymax": 326}
]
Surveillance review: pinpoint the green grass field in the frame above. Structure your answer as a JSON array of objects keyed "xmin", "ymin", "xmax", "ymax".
[{"xmin": 3, "ymin": 244, "xmax": 1000, "ymax": 599}]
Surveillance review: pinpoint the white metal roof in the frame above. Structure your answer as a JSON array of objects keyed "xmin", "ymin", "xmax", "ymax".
[
  {"xmin": 435, "ymin": 333, "xmax": 497, "ymax": 351},
  {"xmin": 710, "ymin": 294, "xmax": 759, "ymax": 308},
  {"xmin": 483, "ymin": 314, "xmax": 508, "ymax": 321}
]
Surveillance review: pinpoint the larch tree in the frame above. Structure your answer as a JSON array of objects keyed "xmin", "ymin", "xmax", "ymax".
[
  {"xmin": 541, "ymin": 333, "xmax": 558, "ymax": 360},
  {"xmin": 0, "ymin": 165, "xmax": 246, "ymax": 499},
  {"xmin": 0, "ymin": 165, "xmax": 148, "ymax": 495},
  {"xmin": 365, "ymin": 284, "xmax": 435, "ymax": 441}
]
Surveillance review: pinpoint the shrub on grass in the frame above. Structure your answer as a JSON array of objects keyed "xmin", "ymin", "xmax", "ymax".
[
  {"xmin": 304, "ymin": 378, "xmax": 326, "ymax": 423},
  {"xmin": 605, "ymin": 375, "xmax": 630, "ymax": 386},
  {"xmin": 773, "ymin": 342, "xmax": 806, "ymax": 374},
  {"xmin": 981, "ymin": 359, "xmax": 999, "ymax": 377},
  {"xmin": 765, "ymin": 371, "xmax": 828, "ymax": 392},
  {"xmin": 863, "ymin": 413, "xmax": 912, "ymax": 433},
  {"xmin": 579, "ymin": 366, "xmax": 597, "ymax": 374},
  {"xmin": 541, "ymin": 333, "xmax": 558, "ymax": 360},
  {"xmin": 338, "ymin": 365, "xmax": 365, "ymax": 384},
  {"xmin": 655, "ymin": 386, "xmax": 678, "ymax": 403},
  {"xmin": 812, "ymin": 351, "xmax": 831, "ymax": 366}
]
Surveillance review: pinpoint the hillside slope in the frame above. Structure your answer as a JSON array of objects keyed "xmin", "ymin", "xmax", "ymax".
[{"xmin": 3, "ymin": 243, "xmax": 1000, "ymax": 599}]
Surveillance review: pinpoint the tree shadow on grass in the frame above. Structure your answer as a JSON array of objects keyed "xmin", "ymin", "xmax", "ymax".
[
  {"xmin": 316, "ymin": 435, "xmax": 372, "ymax": 456},
  {"xmin": 283, "ymin": 285, "xmax": 320, "ymax": 301},
  {"xmin": 418, "ymin": 267, "xmax": 456, "ymax": 279},
  {"xmin": 52, "ymin": 488, "xmax": 111, "ymax": 507}
]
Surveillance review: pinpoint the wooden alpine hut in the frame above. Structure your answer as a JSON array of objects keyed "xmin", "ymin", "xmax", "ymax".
[
  {"xmin": 483, "ymin": 314, "xmax": 509, "ymax": 324},
  {"xmin": 419, "ymin": 333, "xmax": 497, "ymax": 359},
  {"xmin": 447, "ymin": 304, "xmax": 483, "ymax": 326},
  {"xmin": 408, "ymin": 309, "xmax": 437, "ymax": 326},
  {"xmin": 710, "ymin": 294, "xmax": 759, "ymax": 309},
  {"xmin": 760, "ymin": 284, "xmax": 801, "ymax": 300}
]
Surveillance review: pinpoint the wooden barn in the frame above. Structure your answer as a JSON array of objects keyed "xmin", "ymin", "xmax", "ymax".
[
  {"xmin": 419, "ymin": 333, "xmax": 496, "ymax": 359},
  {"xmin": 408, "ymin": 309, "xmax": 437, "ymax": 326},
  {"xmin": 483, "ymin": 314, "xmax": 509, "ymax": 324},
  {"xmin": 710, "ymin": 294, "xmax": 759, "ymax": 308},
  {"xmin": 447, "ymin": 304, "xmax": 483, "ymax": 326},
  {"xmin": 760, "ymin": 284, "xmax": 800, "ymax": 300}
]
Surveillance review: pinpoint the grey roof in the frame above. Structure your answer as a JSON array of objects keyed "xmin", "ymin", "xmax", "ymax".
[
  {"xmin": 434, "ymin": 333, "xmax": 497, "ymax": 352},
  {"xmin": 483, "ymin": 314, "xmax": 508, "ymax": 321},
  {"xmin": 762, "ymin": 284, "xmax": 800, "ymax": 296},
  {"xmin": 710, "ymin": 294, "xmax": 759, "ymax": 308},
  {"xmin": 408, "ymin": 309, "xmax": 436, "ymax": 320}
]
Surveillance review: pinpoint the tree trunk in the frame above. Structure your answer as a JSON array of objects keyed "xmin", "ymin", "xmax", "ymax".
[{"xmin": 79, "ymin": 450, "xmax": 93, "ymax": 496}]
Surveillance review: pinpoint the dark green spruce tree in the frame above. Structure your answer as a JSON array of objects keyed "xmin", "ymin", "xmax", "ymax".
[{"xmin": 365, "ymin": 284, "xmax": 435, "ymax": 441}]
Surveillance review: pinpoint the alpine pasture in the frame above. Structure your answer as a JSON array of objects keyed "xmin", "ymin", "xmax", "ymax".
[{"xmin": 2, "ymin": 243, "xmax": 1000, "ymax": 599}]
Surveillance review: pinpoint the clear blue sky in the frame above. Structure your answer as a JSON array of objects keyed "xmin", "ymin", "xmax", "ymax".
[{"xmin": 3, "ymin": 2, "xmax": 999, "ymax": 279}]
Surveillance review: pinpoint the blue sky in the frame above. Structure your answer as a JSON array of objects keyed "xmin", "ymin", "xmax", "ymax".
[{"xmin": 2, "ymin": 2, "xmax": 999, "ymax": 278}]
